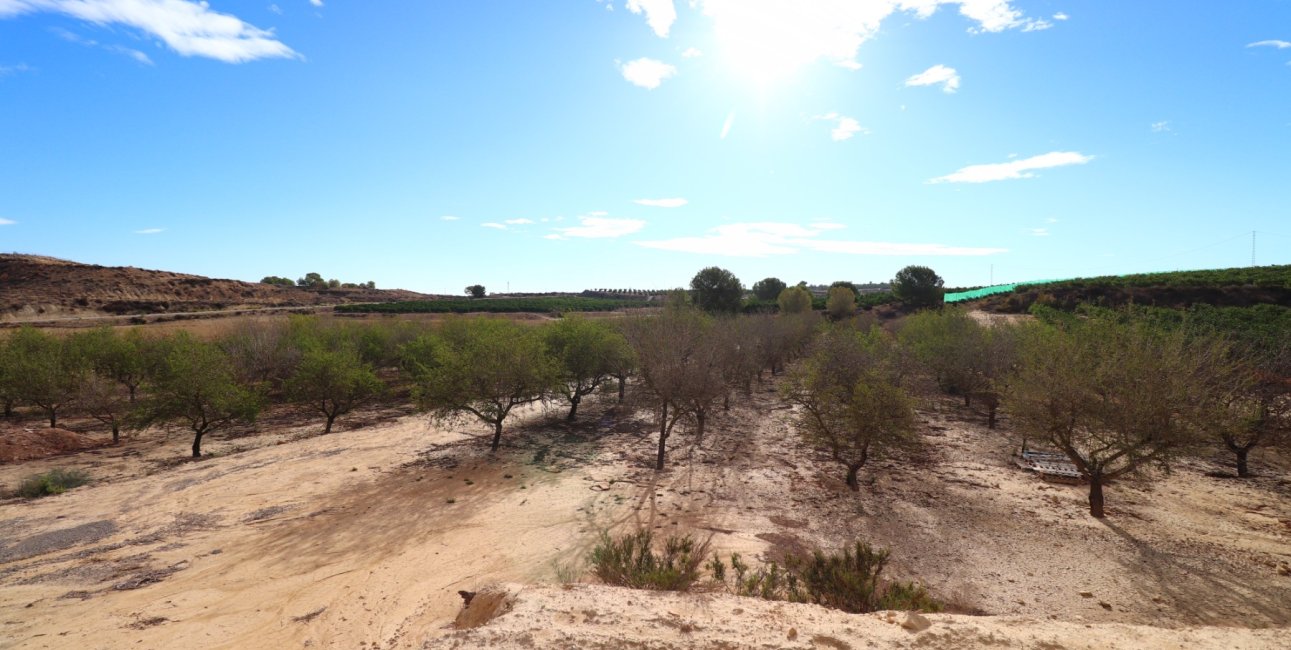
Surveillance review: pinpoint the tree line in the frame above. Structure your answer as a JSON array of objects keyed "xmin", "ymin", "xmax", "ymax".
[
  {"xmin": 261, "ymin": 271, "xmax": 376, "ymax": 290},
  {"xmin": 3, "ymin": 264, "xmax": 1284, "ymax": 521}
]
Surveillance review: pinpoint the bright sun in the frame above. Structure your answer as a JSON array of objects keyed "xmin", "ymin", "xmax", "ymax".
[{"xmin": 705, "ymin": 0, "xmax": 885, "ymax": 85}]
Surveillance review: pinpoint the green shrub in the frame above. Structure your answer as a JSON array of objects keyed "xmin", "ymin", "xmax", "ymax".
[
  {"xmin": 711, "ymin": 540, "xmax": 941, "ymax": 614},
  {"xmin": 16, "ymin": 469, "xmax": 90, "ymax": 498},
  {"xmin": 589, "ymin": 530, "xmax": 710, "ymax": 591}
]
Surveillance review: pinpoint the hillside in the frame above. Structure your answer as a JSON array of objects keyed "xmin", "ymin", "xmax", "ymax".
[
  {"xmin": 0, "ymin": 254, "xmax": 429, "ymax": 322},
  {"xmin": 973, "ymin": 264, "xmax": 1291, "ymax": 313}
]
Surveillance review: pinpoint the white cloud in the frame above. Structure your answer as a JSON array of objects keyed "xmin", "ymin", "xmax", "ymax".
[
  {"xmin": 543, "ymin": 234, "xmax": 563, "ymax": 240},
  {"xmin": 268, "ymin": 4, "xmax": 282, "ymax": 15},
  {"xmin": 553, "ymin": 215, "xmax": 646, "ymax": 239},
  {"xmin": 1046, "ymin": 217, "xmax": 1059, "ymax": 223},
  {"xmin": 626, "ymin": 0, "xmax": 676, "ymax": 38},
  {"xmin": 1053, "ymin": 12, "xmax": 1069, "ymax": 21},
  {"xmin": 481, "ymin": 222, "xmax": 507, "ymax": 230},
  {"xmin": 0, "ymin": 217, "xmax": 16, "ymax": 225},
  {"xmin": 905, "ymin": 64, "xmax": 960, "ymax": 93},
  {"xmin": 1, "ymin": 0, "xmax": 299, "ymax": 63},
  {"xmin": 685, "ymin": 1, "xmax": 1040, "ymax": 82},
  {"xmin": 113, "ymin": 45, "xmax": 153, "ymax": 64},
  {"xmin": 1151, "ymin": 120, "xmax": 1171, "ymax": 133},
  {"xmin": 929, "ymin": 151, "xmax": 1093, "ymax": 184},
  {"xmin": 720, "ymin": 112, "xmax": 734, "ymax": 139},
  {"xmin": 1248, "ymin": 40, "xmax": 1291, "ymax": 49},
  {"xmin": 1021, "ymin": 18, "xmax": 1051, "ymax": 32},
  {"xmin": 52, "ymin": 27, "xmax": 151, "ymax": 63},
  {"xmin": 504, "ymin": 218, "xmax": 534, "ymax": 225},
  {"xmin": 0, "ymin": 62, "xmax": 32, "ymax": 76},
  {"xmin": 634, "ymin": 197, "xmax": 688, "ymax": 208},
  {"xmin": 637, "ymin": 222, "xmax": 1006, "ymax": 257},
  {"xmin": 620, "ymin": 57, "xmax": 676, "ymax": 89},
  {"xmin": 1030, "ymin": 228, "xmax": 1049, "ymax": 237},
  {"xmin": 836, "ymin": 59, "xmax": 862, "ymax": 70},
  {"xmin": 814, "ymin": 113, "xmax": 867, "ymax": 141},
  {"xmin": 440, "ymin": 215, "xmax": 460, "ymax": 221},
  {"xmin": 309, "ymin": 0, "xmax": 323, "ymax": 7},
  {"xmin": 134, "ymin": 228, "xmax": 164, "ymax": 234},
  {"xmin": 681, "ymin": 47, "xmax": 702, "ymax": 58}
]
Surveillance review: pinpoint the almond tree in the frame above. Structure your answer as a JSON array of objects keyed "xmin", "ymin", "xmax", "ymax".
[
  {"xmin": 543, "ymin": 316, "xmax": 632, "ymax": 420},
  {"xmin": 899, "ymin": 308, "xmax": 1019, "ymax": 428},
  {"xmin": 0, "ymin": 336, "xmax": 16, "ymax": 417},
  {"xmin": 783, "ymin": 327, "xmax": 917, "ymax": 490},
  {"xmin": 406, "ymin": 318, "xmax": 555, "ymax": 452},
  {"xmin": 623, "ymin": 307, "xmax": 713, "ymax": 469},
  {"xmin": 74, "ymin": 327, "xmax": 153, "ymax": 402},
  {"xmin": 1215, "ymin": 346, "xmax": 1290, "ymax": 477},
  {"xmin": 132, "ymin": 334, "xmax": 262, "ymax": 457},
  {"xmin": 7, "ymin": 327, "xmax": 87, "ymax": 427},
  {"xmin": 78, "ymin": 373, "xmax": 131, "ymax": 444},
  {"xmin": 286, "ymin": 343, "xmax": 385, "ymax": 434},
  {"xmin": 1007, "ymin": 318, "xmax": 1238, "ymax": 517}
]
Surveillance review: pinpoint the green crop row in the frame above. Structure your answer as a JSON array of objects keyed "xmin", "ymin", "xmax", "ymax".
[{"xmin": 335, "ymin": 296, "xmax": 645, "ymax": 314}]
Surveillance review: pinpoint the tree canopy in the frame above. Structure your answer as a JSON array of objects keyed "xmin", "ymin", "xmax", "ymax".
[
  {"xmin": 777, "ymin": 286, "xmax": 813, "ymax": 315},
  {"xmin": 891, "ymin": 266, "xmax": 944, "ymax": 308},
  {"xmin": 406, "ymin": 318, "xmax": 555, "ymax": 451},
  {"xmin": 690, "ymin": 267, "xmax": 744, "ymax": 314},
  {"xmin": 752, "ymin": 277, "xmax": 788, "ymax": 301}
]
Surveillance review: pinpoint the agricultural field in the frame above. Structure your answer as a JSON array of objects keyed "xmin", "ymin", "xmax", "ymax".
[
  {"xmin": 1, "ymin": 289, "xmax": 1289, "ymax": 648},
  {"xmin": 335, "ymin": 296, "xmax": 647, "ymax": 315}
]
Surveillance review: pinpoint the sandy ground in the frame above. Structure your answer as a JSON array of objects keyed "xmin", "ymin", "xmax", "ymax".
[
  {"xmin": 438, "ymin": 583, "xmax": 1291, "ymax": 649},
  {"xmin": 1, "ymin": 381, "xmax": 1289, "ymax": 649}
]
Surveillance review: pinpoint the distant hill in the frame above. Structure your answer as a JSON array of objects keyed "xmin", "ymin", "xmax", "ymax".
[
  {"xmin": 0, "ymin": 254, "xmax": 430, "ymax": 321},
  {"xmin": 973, "ymin": 264, "xmax": 1291, "ymax": 313}
]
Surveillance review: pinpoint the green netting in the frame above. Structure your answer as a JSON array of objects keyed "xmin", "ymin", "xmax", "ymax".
[{"xmin": 944, "ymin": 279, "xmax": 1066, "ymax": 303}]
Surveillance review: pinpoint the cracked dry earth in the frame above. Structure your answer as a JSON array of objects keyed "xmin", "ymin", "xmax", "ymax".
[{"xmin": 1, "ymin": 383, "xmax": 1289, "ymax": 649}]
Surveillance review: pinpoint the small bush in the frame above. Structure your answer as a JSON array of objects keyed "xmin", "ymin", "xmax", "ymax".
[
  {"xmin": 16, "ymin": 469, "xmax": 90, "ymax": 498},
  {"xmin": 712, "ymin": 540, "xmax": 941, "ymax": 614},
  {"xmin": 589, "ymin": 530, "xmax": 710, "ymax": 591}
]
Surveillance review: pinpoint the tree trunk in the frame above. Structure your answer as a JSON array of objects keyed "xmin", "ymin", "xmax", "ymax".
[
  {"xmin": 111, "ymin": 421, "xmax": 120, "ymax": 445},
  {"xmin": 617, "ymin": 377, "xmax": 626, "ymax": 403},
  {"xmin": 1236, "ymin": 447, "xmax": 1250, "ymax": 478},
  {"xmin": 2, "ymin": 398, "xmax": 12, "ymax": 417},
  {"xmin": 656, "ymin": 402, "xmax": 669, "ymax": 470},
  {"xmin": 48, "ymin": 410, "xmax": 57, "ymax": 428},
  {"xmin": 695, "ymin": 409, "xmax": 707, "ymax": 446},
  {"xmin": 723, "ymin": 393, "xmax": 730, "ymax": 411},
  {"xmin": 987, "ymin": 403, "xmax": 998, "ymax": 429},
  {"xmin": 1088, "ymin": 474, "xmax": 1105, "ymax": 518},
  {"xmin": 491, "ymin": 420, "xmax": 504, "ymax": 452},
  {"xmin": 845, "ymin": 464, "xmax": 861, "ymax": 491},
  {"xmin": 963, "ymin": 393, "xmax": 972, "ymax": 407},
  {"xmin": 567, "ymin": 395, "xmax": 580, "ymax": 421},
  {"xmin": 128, "ymin": 384, "xmax": 137, "ymax": 403},
  {"xmin": 324, "ymin": 412, "xmax": 336, "ymax": 434},
  {"xmin": 192, "ymin": 430, "xmax": 205, "ymax": 458}
]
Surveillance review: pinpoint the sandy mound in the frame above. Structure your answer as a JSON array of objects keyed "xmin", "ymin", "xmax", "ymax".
[
  {"xmin": 0, "ymin": 425, "xmax": 110, "ymax": 463},
  {"xmin": 434, "ymin": 583, "xmax": 1291, "ymax": 649}
]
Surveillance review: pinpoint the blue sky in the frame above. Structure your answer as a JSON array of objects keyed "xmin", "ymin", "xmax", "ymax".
[{"xmin": 1, "ymin": 1, "xmax": 1289, "ymax": 294}]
